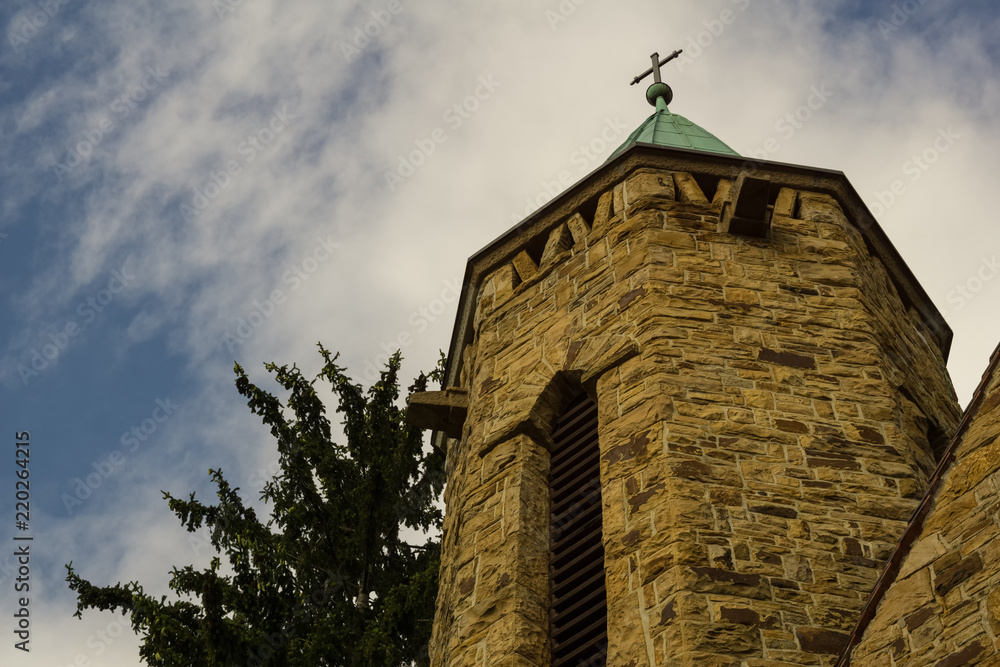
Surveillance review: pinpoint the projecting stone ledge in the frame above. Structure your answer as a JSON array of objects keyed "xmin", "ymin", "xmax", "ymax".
[{"xmin": 405, "ymin": 388, "xmax": 468, "ymax": 440}]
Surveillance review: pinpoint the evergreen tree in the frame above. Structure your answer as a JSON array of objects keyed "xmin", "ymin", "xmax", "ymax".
[{"xmin": 66, "ymin": 344, "xmax": 445, "ymax": 666}]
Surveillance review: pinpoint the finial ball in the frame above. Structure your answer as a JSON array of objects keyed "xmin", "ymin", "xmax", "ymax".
[{"xmin": 645, "ymin": 82, "xmax": 673, "ymax": 107}]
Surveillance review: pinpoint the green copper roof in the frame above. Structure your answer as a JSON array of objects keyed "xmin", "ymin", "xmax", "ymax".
[{"xmin": 606, "ymin": 93, "xmax": 740, "ymax": 162}]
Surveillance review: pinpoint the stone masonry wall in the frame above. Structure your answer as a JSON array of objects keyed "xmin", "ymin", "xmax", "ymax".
[
  {"xmin": 430, "ymin": 164, "xmax": 961, "ymax": 667},
  {"xmin": 847, "ymin": 347, "xmax": 1000, "ymax": 666}
]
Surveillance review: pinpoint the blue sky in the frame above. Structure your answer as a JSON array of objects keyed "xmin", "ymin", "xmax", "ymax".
[{"xmin": 1, "ymin": 0, "xmax": 999, "ymax": 664}]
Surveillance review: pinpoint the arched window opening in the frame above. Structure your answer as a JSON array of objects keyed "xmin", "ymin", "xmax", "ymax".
[{"xmin": 549, "ymin": 391, "xmax": 607, "ymax": 666}]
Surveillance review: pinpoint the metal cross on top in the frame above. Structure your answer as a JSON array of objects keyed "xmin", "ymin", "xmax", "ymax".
[{"xmin": 630, "ymin": 49, "xmax": 683, "ymax": 86}]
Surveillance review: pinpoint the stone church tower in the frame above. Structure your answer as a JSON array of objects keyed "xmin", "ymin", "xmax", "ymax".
[{"xmin": 407, "ymin": 52, "xmax": 966, "ymax": 666}]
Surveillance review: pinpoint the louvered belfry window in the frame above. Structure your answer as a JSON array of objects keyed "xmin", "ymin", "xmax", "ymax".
[{"xmin": 549, "ymin": 391, "xmax": 607, "ymax": 666}]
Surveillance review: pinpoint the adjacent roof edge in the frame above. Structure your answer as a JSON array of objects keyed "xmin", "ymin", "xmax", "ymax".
[{"xmin": 835, "ymin": 339, "xmax": 1000, "ymax": 666}]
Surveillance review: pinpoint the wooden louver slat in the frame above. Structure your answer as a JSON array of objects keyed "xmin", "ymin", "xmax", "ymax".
[{"xmin": 550, "ymin": 391, "xmax": 606, "ymax": 666}]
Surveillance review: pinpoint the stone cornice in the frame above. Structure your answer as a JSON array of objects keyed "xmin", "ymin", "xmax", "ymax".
[{"xmin": 434, "ymin": 142, "xmax": 953, "ymax": 451}]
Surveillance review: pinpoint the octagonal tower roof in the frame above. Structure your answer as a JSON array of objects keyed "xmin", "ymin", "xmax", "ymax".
[{"xmin": 606, "ymin": 84, "xmax": 740, "ymax": 161}]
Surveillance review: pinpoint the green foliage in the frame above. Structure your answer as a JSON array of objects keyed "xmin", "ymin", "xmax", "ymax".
[{"xmin": 66, "ymin": 345, "xmax": 445, "ymax": 666}]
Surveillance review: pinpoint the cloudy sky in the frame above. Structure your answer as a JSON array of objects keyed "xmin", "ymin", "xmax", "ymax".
[{"xmin": 0, "ymin": 0, "xmax": 998, "ymax": 664}]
